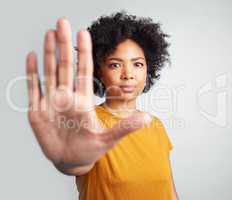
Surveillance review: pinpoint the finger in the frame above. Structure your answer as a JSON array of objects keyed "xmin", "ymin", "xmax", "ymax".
[
  {"xmin": 56, "ymin": 18, "xmax": 73, "ymax": 89},
  {"xmin": 26, "ymin": 51, "xmax": 42, "ymax": 111},
  {"xmin": 44, "ymin": 30, "xmax": 57, "ymax": 96},
  {"xmin": 75, "ymin": 30, "xmax": 94, "ymax": 97},
  {"xmin": 99, "ymin": 113, "xmax": 153, "ymax": 147}
]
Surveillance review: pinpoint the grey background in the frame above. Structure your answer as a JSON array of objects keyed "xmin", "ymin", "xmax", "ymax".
[{"xmin": 0, "ymin": 0, "xmax": 231, "ymax": 199}]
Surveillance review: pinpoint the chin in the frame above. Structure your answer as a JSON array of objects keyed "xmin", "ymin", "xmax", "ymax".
[
  {"xmin": 106, "ymin": 88, "xmax": 141, "ymax": 101},
  {"xmin": 120, "ymin": 92, "xmax": 139, "ymax": 100}
]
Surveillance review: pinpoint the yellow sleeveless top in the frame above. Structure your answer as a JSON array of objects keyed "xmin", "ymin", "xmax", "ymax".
[{"xmin": 76, "ymin": 105, "xmax": 173, "ymax": 200}]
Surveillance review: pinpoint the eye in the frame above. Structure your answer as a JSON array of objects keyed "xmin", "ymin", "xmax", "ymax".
[
  {"xmin": 134, "ymin": 62, "xmax": 144, "ymax": 68},
  {"xmin": 108, "ymin": 63, "xmax": 121, "ymax": 68}
]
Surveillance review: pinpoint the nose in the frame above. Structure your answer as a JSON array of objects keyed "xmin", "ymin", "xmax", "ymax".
[{"xmin": 120, "ymin": 64, "xmax": 135, "ymax": 80}]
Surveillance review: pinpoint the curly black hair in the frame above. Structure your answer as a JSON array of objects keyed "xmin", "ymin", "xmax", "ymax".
[{"xmin": 84, "ymin": 10, "xmax": 171, "ymax": 97}]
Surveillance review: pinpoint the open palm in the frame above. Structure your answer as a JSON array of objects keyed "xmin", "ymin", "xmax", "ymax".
[{"xmin": 25, "ymin": 18, "xmax": 152, "ymax": 173}]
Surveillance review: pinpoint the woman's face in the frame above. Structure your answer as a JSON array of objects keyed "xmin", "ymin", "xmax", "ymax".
[{"xmin": 99, "ymin": 39, "xmax": 147, "ymax": 101}]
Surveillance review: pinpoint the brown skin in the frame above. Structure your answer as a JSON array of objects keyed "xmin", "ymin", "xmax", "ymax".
[
  {"xmin": 98, "ymin": 39, "xmax": 147, "ymax": 118},
  {"xmin": 25, "ymin": 18, "xmax": 179, "ymax": 199},
  {"xmin": 25, "ymin": 18, "xmax": 152, "ymax": 176},
  {"xmin": 99, "ymin": 39, "xmax": 179, "ymax": 200}
]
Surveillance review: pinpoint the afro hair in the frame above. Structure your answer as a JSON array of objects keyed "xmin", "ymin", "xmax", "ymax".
[{"xmin": 83, "ymin": 10, "xmax": 171, "ymax": 97}]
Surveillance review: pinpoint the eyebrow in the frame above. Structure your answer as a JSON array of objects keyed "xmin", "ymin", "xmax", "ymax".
[{"xmin": 107, "ymin": 57, "xmax": 145, "ymax": 62}]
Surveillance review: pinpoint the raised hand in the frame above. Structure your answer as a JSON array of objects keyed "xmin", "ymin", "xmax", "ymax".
[{"xmin": 26, "ymin": 18, "xmax": 152, "ymax": 174}]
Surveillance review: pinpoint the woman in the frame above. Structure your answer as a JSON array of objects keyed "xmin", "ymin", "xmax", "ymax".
[{"xmin": 26, "ymin": 11, "xmax": 179, "ymax": 200}]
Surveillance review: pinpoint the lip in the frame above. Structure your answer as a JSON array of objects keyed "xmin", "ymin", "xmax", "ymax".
[{"xmin": 119, "ymin": 85, "xmax": 135, "ymax": 92}]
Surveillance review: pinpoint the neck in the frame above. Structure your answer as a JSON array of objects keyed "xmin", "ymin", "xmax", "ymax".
[{"xmin": 100, "ymin": 99, "xmax": 138, "ymax": 118}]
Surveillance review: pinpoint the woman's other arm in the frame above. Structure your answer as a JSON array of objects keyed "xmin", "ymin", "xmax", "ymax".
[{"xmin": 169, "ymin": 158, "xmax": 180, "ymax": 200}]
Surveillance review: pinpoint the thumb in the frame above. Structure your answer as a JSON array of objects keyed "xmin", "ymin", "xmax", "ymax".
[{"xmin": 99, "ymin": 112, "xmax": 153, "ymax": 146}]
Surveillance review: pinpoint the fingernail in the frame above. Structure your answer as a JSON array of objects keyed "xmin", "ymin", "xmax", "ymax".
[{"xmin": 144, "ymin": 114, "xmax": 152, "ymax": 124}]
